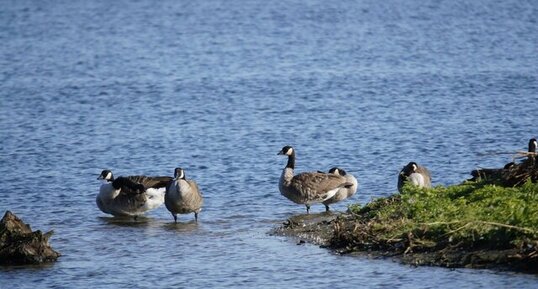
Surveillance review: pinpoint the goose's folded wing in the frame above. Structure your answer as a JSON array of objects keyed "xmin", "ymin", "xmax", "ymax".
[
  {"xmin": 113, "ymin": 177, "xmax": 146, "ymax": 195},
  {"xmin": 127, "ymin": 176, "xmax": 173, "ymax": 189},
  {"xmin": 187, "ymin": 180, "xmax": 204, "ymax": 205},
  {"xmin": 291, "ymin": 172, "xmax": 347, "ymax": 194},
  {"xmin": 416, "ymin": 166, "xmax": 432, "ymax": 181}
]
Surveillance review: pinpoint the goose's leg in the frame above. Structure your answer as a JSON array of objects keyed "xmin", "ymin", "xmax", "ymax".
[
  {"xmin": 194, "ymin": 212, "xmax": 199, "ymax": 222},
  {"xmin": 305, "ymin": 204, "xmax": 310, "ymax": 214},
  {"xmin": 325, "ymin": 204, "xmax": 330, "ymax": 212},
  {"xmin": 172, "ymin": 214, "xmax": 177, "ymax": 223}
]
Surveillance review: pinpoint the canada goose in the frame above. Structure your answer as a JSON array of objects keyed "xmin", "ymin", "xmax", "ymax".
[
  {"xmin": 529, "ymin": 138, "xmax": 537, "ymax": 153},
  {"xmin": 165, "ymin": 168, "xmax": 204, "ymax": 222},
  {"xmin": 277, "ymin": 146, "xmax": 353, "ymax": 214},
  {"xmin": 397, "ymin": 162, "xmax": 432, "ymax": 193},
  {"xmin": 322, "ymin": 167, "xmax": 358, "ymax": 212},
  {"xmin": 96, "ymin": 170, "xmax": 172, "ymax": 218},
  {"xmin": 527, "ymin": 138, "xmax": 538, "ymax": 167}
]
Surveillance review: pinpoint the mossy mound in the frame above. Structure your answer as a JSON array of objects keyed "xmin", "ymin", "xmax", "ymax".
[
  {"xmin": 333, "ymin": 181, "xmax": 538, "ymax": 273},
  {"xmin": 274, "ymin": 180, "xmax": 538, "ymax": 273},
  {"xmin": 0, "ymin": 211, "xmax": 60, "ymax": 265}
]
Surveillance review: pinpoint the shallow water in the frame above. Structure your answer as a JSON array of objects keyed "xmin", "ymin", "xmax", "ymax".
[{"xmin": 1, "ymin": 0, "xmax": 537, "ymax": 288}]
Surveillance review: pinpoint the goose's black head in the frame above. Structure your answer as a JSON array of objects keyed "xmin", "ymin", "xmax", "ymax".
[
  {"xmin": 529, "ymin": 138, "xmax": 537, "ymax": 153},
  {"xmin": 174, "ymin": 167, "xmax": 185, "ymax": 180},
  {"xmin": 400, "ymin": 162, "xmax": 418, "ymax": 176},
  {"xmin": 329, "ymin": 167, "xmax": 347, "ymax": 176},
  {"xmin": 277, "ymin": 145, "xmax": 294, "ymax": 156},
  {"xmin": 97, "ymin": 170, "xmax": 114, "ymax": 182}
]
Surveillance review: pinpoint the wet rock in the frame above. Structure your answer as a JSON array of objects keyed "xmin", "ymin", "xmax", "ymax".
[
  {"xmin": 270, "ymin": 212, "xmax": 340, "ymax": 246},
  {"xmin": 0, "ymin": 211, "xmax": 60, "ymax": 265}
]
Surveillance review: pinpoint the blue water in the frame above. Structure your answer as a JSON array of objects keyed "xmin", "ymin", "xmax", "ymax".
[{"xmin": 1, "ymin": 0, "xmax": 537, "ymax": 288}]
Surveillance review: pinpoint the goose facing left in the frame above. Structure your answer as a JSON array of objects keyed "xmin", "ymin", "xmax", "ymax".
[
  {"xmin": 277, "ymin": 146, "xmax": 353, "ymax": 214},
  {"xmin": 96, "ymin": 170, "xmax": 172, "ymax": 218}
]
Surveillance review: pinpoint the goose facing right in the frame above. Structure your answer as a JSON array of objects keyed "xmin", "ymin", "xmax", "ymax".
[
  {"xmin": 397, "ymin": 162, "xmax": 432, "ymax": 193},
  {"xmin": 277, "ymin": 146, "xmax": 353, "ymax": 214},
  {"xmin": 165, "ymin": 167, "xmax": 204, "ymax": 222},
  {"xmin": 322, "ymin": 167, "xmax": 358, "ymax": 212}
]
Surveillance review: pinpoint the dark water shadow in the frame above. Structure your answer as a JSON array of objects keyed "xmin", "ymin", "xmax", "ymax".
[
  {"xmin": 97, "ymin": 216, "xmax": 158, "ymax": 228},
  {"xmin": 0, "ymin": 262, "xmax": 56, "ymax": 271},
  {"xmin": 162, "ymin": 221, "xmax": 200, "ymax": 233}
]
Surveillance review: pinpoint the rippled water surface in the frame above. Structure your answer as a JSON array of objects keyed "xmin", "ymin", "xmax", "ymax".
[{"xmin": 1, "ymin": 0, "xmax": 537, "ymax": 288}]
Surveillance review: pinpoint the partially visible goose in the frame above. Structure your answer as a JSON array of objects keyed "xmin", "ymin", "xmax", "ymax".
[
  {"xmin": 397, "ymin": 162, "xmax": 432, "ymax": 193},
  {"xmin": 165, "ymin": 167, "xmax": 204, "ymax": 222},
  {"xmin": 277, "ymin": 146, "xmax": 353, "ymax": 214},
  {"xmin": 322, "ymin": 167, "xmax": 358, "ymax": 212},
  {"xmin": 529, "ymin": 138, "xmax": 537, "ymax": 154},
  {"xmin": 527, "ymin": 138, "xmax": 537, "ymax": 166},
  {"xmin": 96, "ymin": 170, "xmax": 172, "ymax": 218}
]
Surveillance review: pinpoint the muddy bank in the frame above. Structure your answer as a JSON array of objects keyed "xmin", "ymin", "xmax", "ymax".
[
  {"xmin": 0, "ymin": 211, "xmax": 60, "ymax": 266},
  {"xmin": 273, "ymin": 211, "xmax": 537, "ymax": 274}
]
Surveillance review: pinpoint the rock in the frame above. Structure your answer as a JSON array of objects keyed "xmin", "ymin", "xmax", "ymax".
[
  {"xmin": 270, "ymin": 212, "xmax": 340, "ymax": 246},
  {"xmin": 0, "ymin": 211, "xmax": 60, "ymax": 265}
]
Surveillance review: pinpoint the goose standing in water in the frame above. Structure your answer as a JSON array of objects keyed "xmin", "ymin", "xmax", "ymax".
[
  {"xmin": 96, "ymin": 170, "xmax": 172, "ymax": 218},
  {"xmin": 397, "ymin": 162, "xmax": 432, "ymax": 193},
  {"xmin": 277, "ymin": 146, "xmax": 353, "ymax": 214},
  {"xmin": 322, "ymin": 167, "xmax": 358, "ymax": 212},
  {"xmin": 165, "ymin": 167, "xmax": 204, "ymax": 222}
]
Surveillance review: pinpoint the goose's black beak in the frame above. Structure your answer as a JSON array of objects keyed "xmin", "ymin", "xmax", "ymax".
[{"xmin": 277, "ymin": 151, "xmax": 284, "ymax": 155}]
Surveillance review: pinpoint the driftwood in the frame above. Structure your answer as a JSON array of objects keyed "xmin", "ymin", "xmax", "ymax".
[{"xmin": 0, "ymin": 211, "xmax": 60, "ymax": 265}]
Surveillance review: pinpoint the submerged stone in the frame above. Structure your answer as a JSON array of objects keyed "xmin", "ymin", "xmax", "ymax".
[{"xmin": 0, "ymin": 211, "xmax": 60, "ymax": 265}]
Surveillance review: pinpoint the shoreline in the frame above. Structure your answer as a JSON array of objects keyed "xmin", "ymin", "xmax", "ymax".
[
  {"xmin": 271, "ymin": 178, "xmax": 538, "ymax": 275},
  {"xmin": 271, "ymin": 212, "xmax": 537, "ymax": 274}
]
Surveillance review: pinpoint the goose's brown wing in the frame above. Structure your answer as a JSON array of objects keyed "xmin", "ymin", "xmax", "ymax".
[
  {"xmin": 187, "ymin": 180, "xmax": 204, "ymax": 208},
  {"xmin": 416, "ymin": 166, "xmax": 431, "ymax": 178},
  {"xmin": 113, "ymin": 177, "xmax": 145, "ymax": 195},
  {"xmin": 416, "ymin": 166, "xmax": 432, "ymax": 185},
  {"xmin": 127, "ymin": 176, "xmax": 173, "ymax": 189}
]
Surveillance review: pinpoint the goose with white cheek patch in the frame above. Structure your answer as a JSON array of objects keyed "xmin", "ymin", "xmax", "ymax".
[
  {"xmin": 277, "ymin": 146, "xmax": 353, "ymax": 214},
  {"xmin": 397, "ymin": 162, "xmax": 432, "ymax": 193},
  {"xmin": 322, "ymin": 167, "xmax": 358, "ymax": 212},
  {"xmin": 96, "ymin": 170, "xmax": 172, "ymax": 218},
  {"xmin": 165, "ymin": 167, "xmax": 204, "ymax": 222}
]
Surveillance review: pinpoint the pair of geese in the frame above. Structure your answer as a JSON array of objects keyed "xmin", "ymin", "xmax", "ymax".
[
  {"xmin": 97, "ymin": 168, "xmax": 203, "ymax": 222},
  {"xmin": 97, "ymin": 145, "xmax": 432, "ymax": 220}
]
